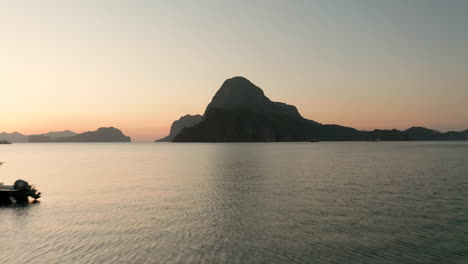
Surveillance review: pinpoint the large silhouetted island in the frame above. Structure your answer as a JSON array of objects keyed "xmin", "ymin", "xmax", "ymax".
[{"xmin": 166, "ymin": 76, "xmax": 468, "ymax": 142}]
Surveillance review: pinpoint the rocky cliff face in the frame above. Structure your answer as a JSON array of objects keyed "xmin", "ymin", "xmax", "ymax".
[
  {"xmin": 155, "ymin": 114, "xmax": 203, "ymax": 142},
  {"xmin": 173, "ymin": 77, "xmax": 335, "ymax": 142},
  {"xmin": 204, "ymin": 76, "xmax": 304, "ymax": 120},
  {"xmin": 175, "ymin": 108, "xmax": 315, "ymax": 142}
]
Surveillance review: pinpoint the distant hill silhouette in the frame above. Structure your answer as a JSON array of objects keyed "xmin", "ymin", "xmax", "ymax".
[
  {"xmin": 54, "ymin": 127, "xmax": 131, "ymax": 142},
  {"xmin": 29, "ymin": 135, "xmax": 52, "ymax": 143},
  {"xmin": 2, "ymin": 130, "xmax": 77, "ymax": 142},
  {"xmin": 173, "ymin": 76, "xmax": 468, "ymax": 142},
  {"xmin": 43, "ymin": 130, "xmax": 77, "ymax": 139},
  {"xmin": 3, "ymin": 128, "xmax": 130, "ymax": 143},
  {"xmin": 29, "ymin": 130, "xmax": 77, "ymax": 142},
  {"xmin": 156, "ymin": 114, "xmax": 203, "ymax": 142},
  {"xmin": 367, "ymin": 127, "xmax": 468, "ymax": 141},
  {"xmin": 0, "ymin": 132, "xmax": 28, "ymax": 142}
]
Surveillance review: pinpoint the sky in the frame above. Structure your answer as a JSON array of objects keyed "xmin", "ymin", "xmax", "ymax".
[{"xmin": 1, "ymin": 0, "xmax": 467, "ymax": 141}]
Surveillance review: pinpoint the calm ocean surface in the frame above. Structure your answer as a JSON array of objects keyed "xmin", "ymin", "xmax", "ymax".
[{"xmin": 0, "ymin": 142, "xmax": 467, "ymax": 264}]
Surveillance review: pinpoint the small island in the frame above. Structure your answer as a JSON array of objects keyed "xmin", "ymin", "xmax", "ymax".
[
  {"xmin": 47, "ymin": 127, "xmax": 131, "ymax": 142},
  {"xmin": 1, "ymin": 128, "xmax": 131, "ymax": 143}
]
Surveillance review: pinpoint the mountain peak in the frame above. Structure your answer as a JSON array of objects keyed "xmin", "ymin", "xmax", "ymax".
[
  {"xmin": 203, "ymin": 76, "xmax": 304, "ymax": 120},
  {"xmin": 223, "ymin": 76, "xmax": 260, "ymax": 89},
  {"xmin": 204, "ymin": 76, "xmax": 270, "ymax": 115}
]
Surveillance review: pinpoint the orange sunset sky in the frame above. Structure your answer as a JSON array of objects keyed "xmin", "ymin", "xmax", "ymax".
[{"xmin": 1, "ymin": 1, "xmax": 467, "ymax": 141}]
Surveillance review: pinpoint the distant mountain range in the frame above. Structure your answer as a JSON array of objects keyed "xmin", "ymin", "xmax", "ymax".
[
  {"xmin": 157, "ymin": 76, "xmax": 468, "ymax": 142},
  {"xmin": 1, "ymin": 127, "xmax": 131, "ymax": 142}
]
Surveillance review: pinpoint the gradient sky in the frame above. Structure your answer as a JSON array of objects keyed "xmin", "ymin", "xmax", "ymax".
[{"xmin": 1, "ymin": 0, "xmax": 467, "ymax": 141}]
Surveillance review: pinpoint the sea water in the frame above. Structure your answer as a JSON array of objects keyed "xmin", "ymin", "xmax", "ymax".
[{"xmin": 0, "ymin": 142, "xmax": 467, "ymax": 263}]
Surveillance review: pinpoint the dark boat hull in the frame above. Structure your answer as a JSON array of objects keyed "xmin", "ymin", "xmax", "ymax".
[{"xmin": 0, "ymin": 189, "xmax": 29, "ymax": 205}]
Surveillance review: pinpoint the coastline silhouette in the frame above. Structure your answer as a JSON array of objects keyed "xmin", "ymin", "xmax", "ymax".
[
  {"xmin": 2, "ymin": 77, "xmax": 467, "ymax": 143},
  {"xmin": 157, "ymin": 77, "xmax": 468, "ymax": 142}
]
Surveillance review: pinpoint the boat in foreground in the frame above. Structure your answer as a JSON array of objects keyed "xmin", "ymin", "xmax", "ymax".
[
  {"xmin": 0, "ymin": 162, "xmax": 41, "ymax": 205},
  {"xmin": 0, "ymin": 180, "xmax": 41, "ymax": 205}
]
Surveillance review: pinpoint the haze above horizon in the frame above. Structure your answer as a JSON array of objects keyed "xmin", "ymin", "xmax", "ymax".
[{"xmin": 1, "ymin": 1, "xmax": 467, "ymax": 141}]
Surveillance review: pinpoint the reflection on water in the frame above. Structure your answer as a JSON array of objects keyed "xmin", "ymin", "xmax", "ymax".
[{"xmin": 0, "ymin": 142, "xmax": 467, "ymax": 263}]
